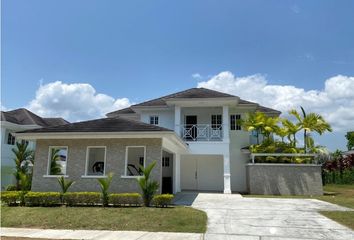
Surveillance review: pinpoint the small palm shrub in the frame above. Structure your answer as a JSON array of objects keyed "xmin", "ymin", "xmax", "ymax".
[
  {"xmin": 57, "ymin": 176, "xmax": 74, "ymax": 203},
  {"xmin": 63, "ymin": 192, "xmax": 101, "ymax": 206},
  {"xmin": 152, "ymin": 194, "xmax": 174, "ymax": 207},
  {"xmin": 137, "ymin": 161, "xmax": 159, "ymax": 207},
  {"xmin": 109, "ymin": 193, "xmax": 142, "ymax": 206},
  {"xmin": 97, "ymin": 172, "xmax": 113, "ymax": 207}
]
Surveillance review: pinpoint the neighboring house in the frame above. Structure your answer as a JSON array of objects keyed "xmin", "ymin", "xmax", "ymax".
[
  {"xmin": 1, "ymin": 108, "xmax": 68, "ymax": 190},
  {"xmin": 15, "ymin": 88, "xmax": 280, "ymax": 194}
]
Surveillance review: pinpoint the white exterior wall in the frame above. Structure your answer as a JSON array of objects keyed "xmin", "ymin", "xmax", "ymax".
[
  {"xmin": 180, "ymin": 107, "xmax": 222, "ymax": 125},
  {"xmin": 140, "ymin": 110, "xmax": 175, "ymax": 130}
]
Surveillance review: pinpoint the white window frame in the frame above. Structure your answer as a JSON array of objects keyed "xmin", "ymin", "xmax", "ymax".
[
  {"xmin": 122, "ymin": 146, "xmax": 146, "ymax": 178},
  {"xmin": 82, "ymin": 146, "xmax": 107, "ymax": 178},
  {"xmin": 44, "ymin": 146, "xmax": 69, "ymax": 177},
  {"xmin": 230, "ymin": 114, "xmax": 242, "ymax": 131},
  {"xmin": 149, "ymin": 115, "xmax": 159, "ymax": 125}
]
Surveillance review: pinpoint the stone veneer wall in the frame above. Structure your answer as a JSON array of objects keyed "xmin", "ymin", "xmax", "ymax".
[
  {"xmin": 31, "ymin": 138, "xmax": 163, "ymax": 193},
  {"xmin": 246, "ymin": 164, "xmax": 323, "ymax": 195}
]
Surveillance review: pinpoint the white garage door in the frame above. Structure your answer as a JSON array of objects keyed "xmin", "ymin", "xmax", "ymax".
[{"xmin": 181, "ymin": 155, "xmax": 223, "ymax": 191}]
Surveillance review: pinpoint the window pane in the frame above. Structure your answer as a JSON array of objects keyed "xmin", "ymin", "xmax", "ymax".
[
  {"xmin": 86, "ymin": 147, "xmax": 106, "ymax": 176},
  {"xmin": 126, "ymin": 147, "xmax": 145, "ymax": 176},
  {"xmin": 230, "ymin": 115, "xmax": 236, "ymax": 130},
  {"xmin": 49, "ymin": 147, "xmax": 67, "ymax": 175}
]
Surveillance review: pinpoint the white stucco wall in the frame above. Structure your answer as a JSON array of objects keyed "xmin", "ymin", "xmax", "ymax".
[{"xmin": 140, "ymin": 110, "xmax": 175, "ymax": 130}]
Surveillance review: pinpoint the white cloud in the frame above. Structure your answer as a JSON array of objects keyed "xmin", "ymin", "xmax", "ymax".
[
  {"xmin": 198, "ymin": 71, "xmax": 354, "ymax": 132},
  {"xmin": 192, "ymin": 73, "xmax": 202, "ymax": 79},
  {"xmin": 28, "ymin": 81, "xmax": 132, "ymax": 122}
]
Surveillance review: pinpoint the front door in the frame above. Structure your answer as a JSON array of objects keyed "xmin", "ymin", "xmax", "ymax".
[{"xmin": 185, "ymin": 115, "xmax": 197, "ymax": 140}]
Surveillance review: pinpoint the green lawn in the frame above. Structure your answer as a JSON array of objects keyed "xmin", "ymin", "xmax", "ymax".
[
  {"xmin": 1, "ymin": 206, "xmax": 207, "ymax": 233},
  {"xmin": 244, "ymin": 184, "xmax": 354, "ymax": 230}
]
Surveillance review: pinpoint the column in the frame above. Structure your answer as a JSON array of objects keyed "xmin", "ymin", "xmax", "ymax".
[
  {"xmin": 174, "ymin": 105, "xmax": 181, "ymax": 136},
  {"xmin": 223, "ymin": 105, "xmax": 231, "ymax": 194},
  {"xmin": 223, "ymin": 106, "xmax": 230, "ymax": 142},
  {"xmin": 173, "ymin": 153, "xmax": 181, "ymax": 193}
]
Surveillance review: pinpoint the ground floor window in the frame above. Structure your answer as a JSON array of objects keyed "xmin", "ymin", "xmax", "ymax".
[
  {"xmin": 85, "ymin": 146, "xmax": 106, "ymax": 176},
  {"xmin": 7, "ymin": 132, "xmax": 15, "ymax": 145},
  {"xmin": 125, "ymin": 146, "xmax": 146, "ymax": 176},
  {"xmin": 162, "ymin": 157, "xmax": 170, "ymax": 167},
  {"xmin": 48, "ymin": 146, "xmax": 68, "ymax": 175}
]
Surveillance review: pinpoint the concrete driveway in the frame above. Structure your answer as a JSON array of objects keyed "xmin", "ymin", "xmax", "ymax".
[{"xmin": 174, "ymin": 193, "xmax": 354, "ymax": 240}]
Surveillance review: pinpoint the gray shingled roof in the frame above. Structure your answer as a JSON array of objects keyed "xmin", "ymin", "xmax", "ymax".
[
  {"xmin": 1, "ymin": 108, "xmax": 69, "ymax": 127},
  {"xmin": 18, "ymin": 117, "xmax": 173, "ymax": 133},
  {"xmin": 107, "ymin": 87, "xmax": 280, "ymax": 116}
]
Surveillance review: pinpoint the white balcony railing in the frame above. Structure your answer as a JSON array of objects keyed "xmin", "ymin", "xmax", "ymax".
[{"xmin": 180, "ymin": 124, "xmax": 223, "ymax": 141}]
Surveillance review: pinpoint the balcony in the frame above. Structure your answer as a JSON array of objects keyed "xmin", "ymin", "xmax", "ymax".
[{"xmin": 180, "ymin": 124, "xmax": 223, "ymax": 142}]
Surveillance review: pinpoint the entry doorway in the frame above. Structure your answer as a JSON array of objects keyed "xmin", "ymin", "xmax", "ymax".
[
  {"xmin": 161, "ymin": 151, "xmax": 173, "ymax": 194},
  {"xmin": 185, "ymin": 115, "xmax": 197, "ymax": 140}
]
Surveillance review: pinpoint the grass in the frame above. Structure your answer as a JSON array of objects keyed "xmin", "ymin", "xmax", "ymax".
[
  {"xmin": 1, "ymin": 206, "xmax": 207, "ymax": 233},
  {"xmin": 244, "ymin": 184, "xmax": 354, "ymax": 230}
]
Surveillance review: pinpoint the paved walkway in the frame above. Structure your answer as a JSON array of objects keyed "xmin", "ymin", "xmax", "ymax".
[
  {"xmin": 1, "ymin": 228, "xmax": 203, "ymax": 240},
  {"xmin": 174, "ymin": 192, "xmax": 354, "ymax": 240}
]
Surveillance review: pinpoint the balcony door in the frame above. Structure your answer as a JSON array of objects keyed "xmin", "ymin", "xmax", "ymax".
[{"xmin": 185, "ymin": 115, "xmax": 197, "ymax": 140}]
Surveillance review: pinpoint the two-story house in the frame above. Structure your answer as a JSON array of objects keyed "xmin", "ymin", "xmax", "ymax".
[
  {"xmin": 1, "ymin": 108, "xmax": 68, "ymax": 190},
  {"xmin": 15, "ymin": 88, "xmax": 280, "ymax": 194}
]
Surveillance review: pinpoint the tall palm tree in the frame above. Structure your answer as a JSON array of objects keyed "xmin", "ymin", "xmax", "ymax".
[
  {"xmin": 290, "ymin": 107, "xmax": 332, "ymax": 152},
  {"xmin": 281, "ymin": 118, "xmax": 301, "ymax": 147},
  {"xmin": 12, "ymin": 141, "xmax": 34, "ymax": 190}
]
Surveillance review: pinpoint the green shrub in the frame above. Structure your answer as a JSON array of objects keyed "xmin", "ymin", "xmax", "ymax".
[
  {"xmin": 109, "ymin": 193, "xmax": 142, "ymax": 206},
  {"xmin": 152, "ymin": 194, "xmax": 174, "ymax": 207},
  {"xmin": 63, "ymin": 192, "xmax": 101, "ymax": 206},
  {"xmin": 1, "ymin": 191, "xmax": 21, "ymax": 206},
  {"xmin": 5, "ymin": 185, "xmax": 17, "ymax": 191},
  {"xmin": 25, "ymin": 192, "xmax": 61, "ymax": 207}
]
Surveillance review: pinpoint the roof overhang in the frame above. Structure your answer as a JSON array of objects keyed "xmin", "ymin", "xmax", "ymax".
[
  {"xmin": 1, "ymin": 121, "xmax": 42, "ymax": 131},
  {"xmin": 13, "ymin": 131, "xmax": 188, "ymax": 153}
]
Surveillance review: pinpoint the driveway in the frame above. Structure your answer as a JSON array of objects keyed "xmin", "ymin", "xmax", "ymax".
[{"xmin": 174, "ymin": 192, "xmax": 354, "ymax": 240}]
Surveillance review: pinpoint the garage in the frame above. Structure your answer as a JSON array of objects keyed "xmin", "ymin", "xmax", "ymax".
[{"xmin": 180, "ymin": 155, "xmax": 224, "ymax": 191}]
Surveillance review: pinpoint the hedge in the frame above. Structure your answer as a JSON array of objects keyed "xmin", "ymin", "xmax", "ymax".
[
  {"xmin": 25, "ymin": 192, "xmax": 61, "ymax": 207},
  {"xmin": 152, "ymin": 194, "xmax": 174, "ymax": 207},
  {"xmin": 109, "ymin": 193, "xmax": 142, "ymax": 206},
  {"xmin": 1, "ymin": 191, "xmax": 21, "ymax": 206},
  {"xmin": 64, "ymin": 192, "xmax": 101, "ymax": 206}
]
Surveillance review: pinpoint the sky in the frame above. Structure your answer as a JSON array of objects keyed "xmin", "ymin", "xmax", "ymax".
[{"xmin": 1, "ymin": 0, "xmax": 354, "ymax": 150}]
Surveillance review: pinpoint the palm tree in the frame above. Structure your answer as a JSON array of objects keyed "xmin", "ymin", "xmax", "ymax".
[
  {"xmin": 12, "ymin": 141, "xmax": 34, "ymax": 190},
  {"xmin": 97, "ymin": 172, "xmax": 113, "ymax": 207},
  {"xmin": 50, "ymin": 148, "xmax": 62, "ymax": 175},
  {"xmin": 137, "ymin": 161, "xmax": 159, "ymax": 207},
  {"xmin": 290, "ymin": 107, "xmax": 332, "ymax": 152},
  {"xmin": 58, "ymin": 176, "xmax": 75, "ymax": 204},
  {"xmin": 281, "ymin": 118, "xmax": 301, "ymax": 147}
]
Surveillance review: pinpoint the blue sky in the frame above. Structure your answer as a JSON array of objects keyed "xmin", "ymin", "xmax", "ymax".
[{"xmin": 2, "ymin": 0, "xmax": 354, "ymax": 150}]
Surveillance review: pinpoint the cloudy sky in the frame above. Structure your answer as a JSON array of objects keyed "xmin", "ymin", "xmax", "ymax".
[{"xmin": 2, "ymin": 0, "xmax": 354, "ymax": 150}]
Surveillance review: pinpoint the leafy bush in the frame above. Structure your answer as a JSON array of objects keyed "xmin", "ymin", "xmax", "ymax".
[
  {"xmin": 323, "ymin": 153, "xmax": 354, "ymax": 184},
  {"xmin": 109, "ymin": 193, "xmax": 142, "ymax": 206},
  {"xmin": 1, "ymin": 191, "xmax": 21, "ymax": 206},
  {"xmin": 63, "ymin": 192, "xmax": 101, "ymax": 206},
  {"xmin": 5, "ymin": 185, "xmax": 17, "ymax": 191},
  {"xmin": 152, "ymin": 194, "xmax": 174, "ymax": 207},
  {"xmin": 24, "ymin": 192, "xmax": 61, "ymax": 207}
]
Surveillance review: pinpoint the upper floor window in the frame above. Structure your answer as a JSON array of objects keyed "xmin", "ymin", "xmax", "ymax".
[
  {"xmin": 211, "ymin": 115, "xmax": 222, "ymax": 130},
  {"xmin": 162, "ymin": 157, "xmax": 170, "ymax": 167},
  {"xmin": 85, "ymin": 146, "xmax": 106, "ymax": 176},
  {"xmin": 149, "ymin": 115, "xmax": 159, "ymax": 125},
  {"xmin": 48, "ymin": 146, "xmax": 68, "ymax": 175},
  {"xmin": 7, "ymin": 133, "xmax": 16, "ymax": 145},
  {"xmin": 230, "ymin": 114, "xmax": 241, "ymax": 131}
]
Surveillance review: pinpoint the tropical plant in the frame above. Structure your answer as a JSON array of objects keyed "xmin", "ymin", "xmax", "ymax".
[
  {"xmin": 290, "ymin": 107, "xmax": 332, "ymax": 152},
  {"xmin": 18, "ymin": 172, "xmax": 31, "ymax": 205},
  {"xmin": 346, "ymin": 131, "xmax": 354, "ymax": 150},
  {"xmin": 12, "ymin": 141, "xmax": 34, "ymax": 190},
  {"xmin": 49, "ymin": 148, "xmax": 62, "ymax": 175},
  {"xmin": 97, "ymin": 172, "xmax": 113, "ymax": 207},
  {"xmin": 137, "ymin": 161, "xmax": 159, "ymax": 207},
  {"xmin": 57, "ymin": 176, "xmax": 74, "ymax": 203},
  {"xmin": 281, "ymin": 118, "xmax": 301, "ymax": 147}
]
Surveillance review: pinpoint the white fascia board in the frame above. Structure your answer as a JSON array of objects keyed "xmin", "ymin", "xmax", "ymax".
[
  {"xmin": 162, "ymin": 136, "xmax": 189, "ymax": 154},
  {"xmin": 13, "ymin": 131, "xmax": 188, "ymax": 149},
  {"xmin": 131, "ymin": 106, "xmax": 171, "ymax": 114}
]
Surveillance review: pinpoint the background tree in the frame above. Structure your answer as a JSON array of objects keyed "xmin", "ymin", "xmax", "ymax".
[
  {"xmin": 12, "ymin": 141, "xmax": 34, "ymax": 190},
  {"xmin": 346, "ymin": 131, "xmax": 354, "ymax": 150}
]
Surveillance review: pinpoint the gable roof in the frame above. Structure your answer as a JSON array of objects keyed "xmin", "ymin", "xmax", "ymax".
[
  {"xmin": 1, "ymin": 108, "xmax": 69, "ymax": 127},
  {"xmin": 107, "ymin": 87, "xmax": 281, "ymax": 116},
  {"xmin": 17, "ymin": 117, "xmax": 173, "ymax": 134}
]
